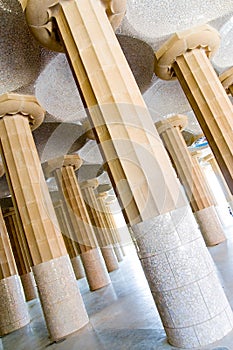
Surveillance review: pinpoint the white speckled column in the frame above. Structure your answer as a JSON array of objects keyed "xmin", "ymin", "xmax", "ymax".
[
  {"xmin": 132, "ymin": 205, "xmax": 233, "ymax": 348},
  {"xmin": 20, "ymin": 272, "xmax": 37, "ymax": 301},
  {"xmin": 71, "ymin": 255, "xmax": 85, "ymax": 280},
  {"xmin": 32, "ymin": 255, "xmax": 88, "ymax": 339},
  {"xmin": 0, "ymin": 94, "xmax": 89, "ymax": 341},
  {"xmin": 0, "ymin": 275, "xmax": 30, "ymax": 336},
  {"xmin": 0, "ymin": 207, "xmax": 30, "ymax": 335},
  {"xmin": 25, "ymin": 3, "xmax": 233, "ymax": 347}
]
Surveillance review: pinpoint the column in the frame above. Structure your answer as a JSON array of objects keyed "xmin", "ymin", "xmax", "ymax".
[
  {"xmin": 44, "ymin": 155, "xmax": 111, "ymax": 291},
  {"xmin": 96, "ymin": 186, "xmax": 124, "ymax": 261},
  {"xmin": 0, "ymin": 93, "xmax": 88, "ymax": 341},
  {"xmin": 25, "ymin": 3, "xmax": 233, "ymax": 347},
  {"xmin": 80, "ymin": 179, "xmax": 119, "ymax": 272},
  {"xmin": 53, "ymin": 199, "xmax": 85, "ymax": 279},
  {"xmin": 204, "ymin": 153, "xmax": 233, "ymax": 212},
  {"xmin": 156, "ymin": 115, "xmax": 226, "ymax": 246},
  {"xmin": 3, "ymin": 206, "xmax": 38, "ymax": 301},
  {"xmin": 0, "ymin": 207, "xmax": 30, "ymax": 336},
  {"xmin": 219, "ymin": 66, "xmax": 233, "ymax": 97},
  {"xmin": 154, "ymin": 24, "xmax": 233, "ymax": 195}
]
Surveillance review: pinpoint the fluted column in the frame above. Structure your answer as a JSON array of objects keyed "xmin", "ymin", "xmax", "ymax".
[
  {"xmin": 204, "ymin": 153, "xmax": 233, "ymax": 212},
  {"xmin": 53, "ymin": 200, "xmax": 85, "ymax": 280},
  {"xmin": 0, "ymin": 207, "xmax": 30, "ymax": 335},
  {"xmin": 0, "ymin": 93, "xmax": 88, "ymax": 341},
  {"xmin": 44, "ymin": 155, "xmax": 111, "ymax": 291},
  {"xmin": 219, "ymin": 66, "xmax": 233, "ymax": 97},
  {"xmin": 3, "ymin": 206, "xmax": 38, "ymax": 301},
  {"xmin": 155, "ymin": 24, "xmax": 233, "ymax": 195},
  {"xmin": 80, "ymin": 179, "xmax": 119, "ymax": 272},
  {"xmin": 156, "ymin": 115, "xmax": 226, "ymax": 246},
  {"xmin": 96, "ymin": 186, "xmax": 124, "ymax": 261},
  {"xmin": 25, "ymin": 3, "xmax": 233, "ymax": 348}
]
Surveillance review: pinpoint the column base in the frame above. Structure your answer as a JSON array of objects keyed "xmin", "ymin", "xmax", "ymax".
[
  {"xmin": 113, "ymin": 244, "xmax": 124, "ymax": 262},
  {"xmin": 195, "ymin": 206, "xmax": 226, "ymax": 246},
  {"xmin": 20, "ymin": 272, "xmax": 38, "ymax": 301},
  {"xmin": 0, "ymin": 275, "xmax": 30, "ymax": 336},
  {"xmin": 81, "ymin": 248, "xmax": 111, "ymax": 291},
  {"xmin": 71, "ymin": 256, "xmax": 85, "ymax": 280},
  {"xmin": 120, "ymin": 244, "xmax": 126, "ymax": 256},
  {"xmin": 101, "ymin": 246, "xmax": 119, "ymax": 272},
  {"xmin": 228, "ymin": 200, "xmax": 233, "ymax": 214},
  {"xmin": 32, "ymin": 255, "xmax": 89, "ymax": 341},
  {"xmin": 131, "ymin": 205, "xmax": 233, "ymax": 348}
]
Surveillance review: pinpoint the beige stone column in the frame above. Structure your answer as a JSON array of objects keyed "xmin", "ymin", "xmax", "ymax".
[
  {"xmin": 204, "ymin": 153, "xmax": 233, "ymax": 212},
  {"xmin": 53, "ymin": 199, "xmax": 85, "ymax": 280},
  {"xmin": 96, "ymin": 186, "xmax": 124, "ymax": 261},
  {"xmin": 219, "ymin": 66, "xmax": 233, "ymax": 98},
  {"xmin": 156, "ymin": 115, "xmax": 226, "ymax": 246},
  {"xmin": 0, "ymin": 207, "xmax": 30, "ymax": 336},
  {"xmin": 3, "ymin": 207, "xmax": 38, "ymax": 301},
  {"xmin": 80, "ymin": 179, "xmax": 119, "ymax": 272},
  {"xmin": 0, "ymin": 93, "xmax": 88, "ymax": 341},
  {"xmin": 25, "ymin": 3, "xmax": 233, "ymax": 348},
  {"xmin": 155, "ymin": 24, "xmax": 233, "ymax": 195},
  {"xmin": 44, "ymin": 155, "xmax": 111, "ymax": 291}
]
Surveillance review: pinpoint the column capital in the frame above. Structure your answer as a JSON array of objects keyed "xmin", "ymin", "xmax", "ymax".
[
  {"xmin": 219, "ymin": 67, "xmax": 233, "ymax": 94},
  {"xmin": 25, "ymin": 0, "xmax": 126, "ymax": 51},
  {"xmin": 155, "ymin": 114, "xmax": 188, "ymax": 135},
  {"xmin": 154, "ymin": 24, "xmax": 220, "ymax": 80},
  {"xmin": 80, "ymin": 178, "xmax": 99, "ymax": 190},
  {"xmin": 0, "ymin": 93, "xmax": 44, "ymax": 131},
  {"xmin": 43, "ymin": 155, "xmax": 83, "ymax": 179},
  {"xmin": 190, "ymin": 150, "xmax": 202, "ymax": 159}
]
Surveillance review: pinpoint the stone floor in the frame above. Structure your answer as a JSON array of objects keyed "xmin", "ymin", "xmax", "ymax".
[{"xmin": 2, "ymin": 216, "xmax": 233, "ymax": 350}]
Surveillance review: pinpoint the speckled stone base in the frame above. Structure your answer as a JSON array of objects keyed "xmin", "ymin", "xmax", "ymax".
[
  {"xmin": 195, "ymin": 205, "xmax": 226, "ymax": 246},
  {"xmin": 32, "ymin": 255, "xmax": 89, "ymax": 341},
  {"xmin": 71, "ymin": 256, "xmax": 85, "ymax": 280},
  {"xmin": 81, "ymin": 248, "xmax": 111, "ymax": 291},
  {"xmin": 101, "ymin": 246, "xmax": 119, "ymax": 272},
  {"xmin": 113, "ymin": 244, "xmax": 124, "ymax": 262},
  {"xmin": 132, "ymin": 206, "xmax": 233, "ymax": 348},
  {"xmin": 0, "ymin": 275, "xmax": 30, "ymax": 336},
  {"xmin": 20, "ymin": 272, "xmax": 38, "ymax": 301}
]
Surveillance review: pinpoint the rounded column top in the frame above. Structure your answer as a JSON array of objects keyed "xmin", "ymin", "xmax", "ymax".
[
  {"xmin": 80, "ymin": 178, "xmax": 99, "ymax": 190},
  {"xmin": 0, "ymin": 93, "xmax": 45, "ymax": 130},
  {"xmin": 155, "ymin": 114, "xmax": 188, "ymax": 135},
  {"xmin": 219, "ymin": 67, "xmax": 233, "ymax": 94},
  {"xmin": 154, "ymin": 24, "xmax": 220, "ymax": 80},
  {"xmin": 203, "ymin": 153, "xmax": 214, "ymax": 163},
  {"xmin": 43, "ymin": 154, "xmax": 83, "ymax": 178},
  {"xmin": 97, "ymin": 183, "xmax": 112, "ymax": 194},
  {"xmin": 25, "ymin": 0, "xmax": 126, "ymax": 51}
]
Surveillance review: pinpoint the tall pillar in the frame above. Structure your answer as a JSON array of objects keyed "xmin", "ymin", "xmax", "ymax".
[
  {"xmin": 0, "ymin": 93, "xmax": 88, "ymax": 341},
  {"xmin": 53, "ymin": 199, "xmax": 85, "ymax": 279},
  {"xmin": 0, "ymin": 207, "xmax": 30, "ymax": 336},
  {"xmin": 80, "ymin": 179, "xmax": 119, "ymax": 272},
  {"xmin": 96, "ymin": 186, "xmax": 124, "ymax": 261},
  {"xmin": 44, "ymin": 155, "xmax": 111, "ymax": 291},
  {"xmin": 156, "ymin": 115, "xmax": 226, "ymax": 246},
  {"xmin": 204, "ymin": 153, "xmax": 233, "ymax": 212},
  {"xmin": 3, "ymin": 206, "xmax": 38, "ymax": 301},
  {"xmin": 154, "ymin": 24, "xmax": 233, "ymax": 195},
  {"xmin": 25, "ymin": 3, "xmax": 233, "ymax": 347}
]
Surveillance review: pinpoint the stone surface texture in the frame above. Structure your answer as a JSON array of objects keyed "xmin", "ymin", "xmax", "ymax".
[{"xmin": 32, "ymin": 254, "xmax": 89, "ymax": 340}]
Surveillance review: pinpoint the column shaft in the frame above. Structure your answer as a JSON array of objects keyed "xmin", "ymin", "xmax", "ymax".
[
  {"xmin": 0, "ymin": 207, "xmax": 30, "ymax": 335},
  {"xmin": 0, "ymin": 94, "xmax": 88, "ymax": 340},
  {"xmin": 173, "ymin": 49, "xmax": 233, "ymax": 193}
]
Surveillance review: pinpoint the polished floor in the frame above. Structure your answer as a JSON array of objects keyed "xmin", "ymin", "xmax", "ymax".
[{"xmin": 2, "ymin": 213, "xmax": 233, "ymax": 350}]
